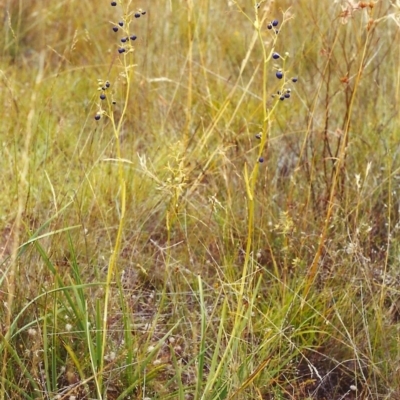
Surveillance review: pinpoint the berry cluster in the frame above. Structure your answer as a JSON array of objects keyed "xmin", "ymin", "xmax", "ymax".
[
  {"xmin": 94, "ymin": 80, "xmax": 116, "ymax": 120},
  {"xmin": 270, "ymin": 19, "xmax": 298, "ymax": 103},
  {"xmin": 112, "ymin": 5, "xmax": 145, "ymax": 56},
  {"xmin": 267, "ymin": 19, "xmax": 279, "ymax": 34},
  {"xmin": 255, "ymin": 18, "xmax": 299, "ymax": 162},
  {"xmin": 95, "ymin": 2, "xmax": 147, "ymax": 121}
]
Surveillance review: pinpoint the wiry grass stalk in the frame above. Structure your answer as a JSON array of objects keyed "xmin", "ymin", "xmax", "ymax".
[
  {"xmin": 234, "ymin": 1, "xmax": 281, "ymax": 343},
  {"xmin": 98, "ymin": 21, "xmax": 134, "ymax": 398},
  {"xmin": 303, "ymin": 16, "xmax": 375, "ymax": 299},
  {"xmin": 184, "ymin": 0, "xmax": 194, "ymax": 144}
]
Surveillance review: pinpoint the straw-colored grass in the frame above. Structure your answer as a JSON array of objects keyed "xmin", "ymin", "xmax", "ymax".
[{"xmin": 1, "ymin": 0, "xmax": 400, "ymax": 398}]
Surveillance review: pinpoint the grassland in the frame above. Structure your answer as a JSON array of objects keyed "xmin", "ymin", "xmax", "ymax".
[{"xmin": 1, "ymin": 0, "xmax": 400, "ymax": 399}]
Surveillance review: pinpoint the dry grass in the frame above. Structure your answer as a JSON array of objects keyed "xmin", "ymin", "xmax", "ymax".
[{"xmin": 1, "ymin": 0, "xmax": 400, "ymax": 399}]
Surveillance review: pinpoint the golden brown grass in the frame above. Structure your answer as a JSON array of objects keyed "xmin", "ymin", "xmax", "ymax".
[{"xmin": 1, "ymin": 0, "xmax": 400, "ymax": 398}]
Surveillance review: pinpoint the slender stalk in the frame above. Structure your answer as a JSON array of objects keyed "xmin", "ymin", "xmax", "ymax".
[
  {"xmin": 99, "ymin": 27, "xmax": 133, "ymax": 396},
  {"xmin": 303, "ymin": 24, "xmax": 374, "ymax": 299}
]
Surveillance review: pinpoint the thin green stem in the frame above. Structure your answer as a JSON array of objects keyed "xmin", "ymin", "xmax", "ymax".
[{"xmin": 99, "ymin": 38, "xmax": 133, "ymax": 396}]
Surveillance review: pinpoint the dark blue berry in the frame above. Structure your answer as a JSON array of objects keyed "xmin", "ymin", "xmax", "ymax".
[
  {"xmin": 118, "ymin": 48, "xmax": 126, "ymax": 53},
  {"xmin": 121, "ymin": 37, "xmax": 127, "ymax": 43},
  {"xmin": 272, "ymin": 19, "xmax": 279, "ymax": 27},
  {"xmin": 258, "ymin": 157, "xmax": 264, "ymax": 163},
  {"xmin": 255, "ymin": 133, "xmax": 261, "ymax": 139},
  {"xmin": 276, "ymin": 71, "xmax": 283, "ymax": 79},
  {"xmin": 100, "ymin": 93, "xmax": 106, "ymax": 100},
  {"xmin": 113, "ymin": 27, "xmax": 118, "ymax": 32},
  {"xmin": 130, "ymin": 35, "xmax": 137, "ymax": 41},
  {"xmin": 280, "ymin": 96, "xmax": 285, "ymax": 101},
  {"xmin": 111, "ymin": 1, "xmax": 117, "ymax": 6},
  {"xmin": 267, "ymin": 23, "xmax": 272, "ymax": 30},
  {"xmin": 118, "ymin": 21, "xmax": 124, "ymax": 27},
  {"xmin": 135, "ymin": 12, "xmax": 141, "ymax": 18},
  {"xmin": 105, "ymin": 81, "xmax": 110, "ymax": 88},
  {"xmin": 272, "ymin": 52, "xmax": 280, "ymax": 59},
  {"xmin": 284, "ymin": 93, "xmax": 291, "ymax": 98},
  {"xmin": 292, "ymin": 77, "xmax": 298, "ymax": 83},
  {"xmin": 95, "ymin": 114, "xmax": 101, "ymax": 120}
]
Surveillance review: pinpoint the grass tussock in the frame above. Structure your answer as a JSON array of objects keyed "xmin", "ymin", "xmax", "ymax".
[{"xmin": 1, "ymin": 0, "xmax": 400, "ymax": 399}]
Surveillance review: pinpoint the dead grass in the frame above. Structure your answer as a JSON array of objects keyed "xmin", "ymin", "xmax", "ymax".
[{"xmin": 1, "ymin": 0, "xmax": 400, "ymax": 399}]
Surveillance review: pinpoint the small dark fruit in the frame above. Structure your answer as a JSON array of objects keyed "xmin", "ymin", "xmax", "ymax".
[
  {"xmin": 272, "ymin": 52, "xmax": 280, "ymax": 59},
  {"xmin": 276, "ymin": 71, "xmax": 283, "ymax": 79},
  {"xmin": 105, "ymin": 81, "xmax": 110, "ymax": 88},
  {"xmin": 292, "ymin": 77, "xmax": 298, "ymax": 83},
  {"xmin": 113, "ymin": 27, "xmax": 118, "ymax": 32},
  {"xmin": 135, "ymin": 12, "xmax": 141, "ymax": 18},
  {"xmin": 95, "ymin": 114, "xmax": 101, "ymax": 120},
  {"xmin": 121, "ymin": 37, "xmax": 127, "ymax": 43},
  {"xmin": 111, "ymin": 1, "xmax": 117, "ymax": 6},
  {"xmin": 130, "ymin": 35, "xmax": 137, "ymax": 41},
  {"xmin": 100, "ymin": 93, "xmax": 106, "ymax": 100},
  {"xmin": 118, "ymin": 21, "xmax": 124, "ymax": 27},
  {"xmin": 267, "ymin": 23, "xmax": 272, "ymax": 30},
  {"xmin": 272, "ymin": 19, "xmax": 279, "ymax": 27},
  {"xmin": 118, "ymin": 48, "xmax": 126, "ymax": 53},
  {"xmin": 258, "ymin": 157, "xmax": 264, "ymax": 163}
]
